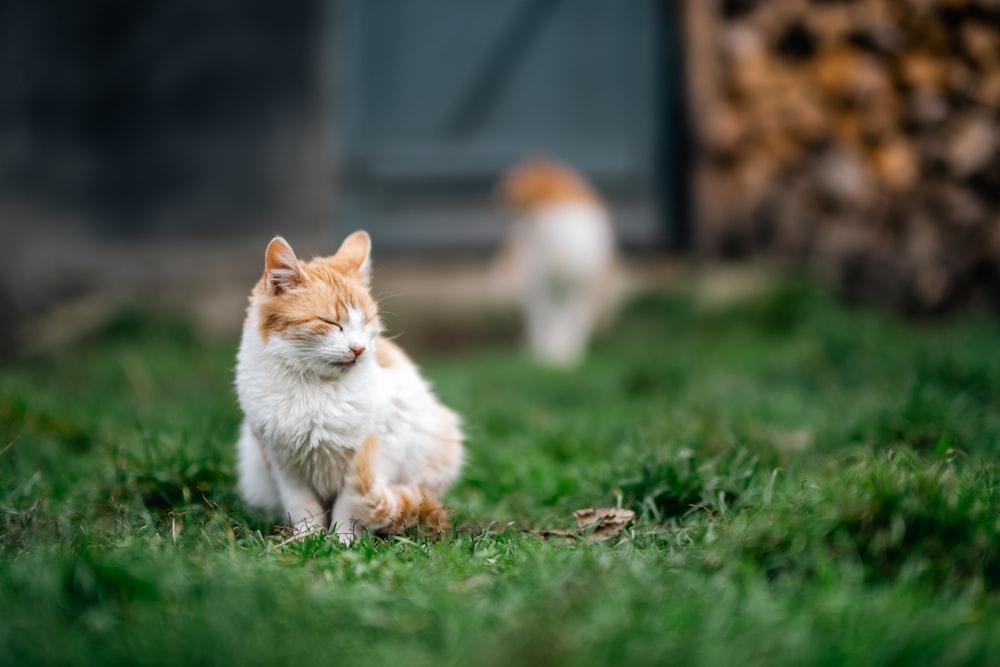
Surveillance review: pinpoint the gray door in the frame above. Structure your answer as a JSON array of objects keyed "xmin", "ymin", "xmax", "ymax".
[{"xmin": 334, "ymin": 0, "xmax": 674, "ymax": 253}]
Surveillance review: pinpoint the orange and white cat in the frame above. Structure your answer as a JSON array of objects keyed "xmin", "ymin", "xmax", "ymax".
[
  {"xmin": 495, "ymin": 157, "xmax": 619, "ymax": 366},
  {"xmin": 234, "ymin": 231, "xmax": 464, "ymax": 543}
]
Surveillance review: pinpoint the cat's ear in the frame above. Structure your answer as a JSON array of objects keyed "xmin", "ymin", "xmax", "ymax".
[
  {"xmin": 264, "ymin": 236, "xmax": 304, "ymax": 294},
  {"xmin": 333, "ymin": 230, "xmax": 372, "ymax": 284}
]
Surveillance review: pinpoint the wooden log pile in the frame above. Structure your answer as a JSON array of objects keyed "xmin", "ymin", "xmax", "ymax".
[{"xmin": 685, "ymin": 0, "xmax": 1000, "ymax": 313}]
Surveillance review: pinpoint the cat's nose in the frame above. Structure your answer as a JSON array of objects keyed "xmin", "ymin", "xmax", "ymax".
[{"xmin": 349, "ymin": 344, "xmax": 366, "ymax": 359}]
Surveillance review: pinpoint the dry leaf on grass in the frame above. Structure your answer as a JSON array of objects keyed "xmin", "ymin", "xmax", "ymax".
[
  {"xmin": 529, "ymin": 507, "xmax": 636, "ymax": 544},
  {"xmin": 573, "ymin": 507, "xmax": 636, "ymax": 537}
]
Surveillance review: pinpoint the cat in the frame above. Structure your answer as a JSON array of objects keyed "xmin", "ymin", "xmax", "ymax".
[
  {"xmin": 234, "ymin": 231, "xmax": 464, "ymax": 544},
  {"xmin": 494, "ymin": 157, "xmax": 620, "ymax": 366}
]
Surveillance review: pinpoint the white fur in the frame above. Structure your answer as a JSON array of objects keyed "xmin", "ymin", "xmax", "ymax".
[
  {"xmin": 507, "ymin": 201, "xmax": 617, "ymax": 365},
  {"xmin": 235, "ymin": 301, "xmax": 463, "ymax": 544}
]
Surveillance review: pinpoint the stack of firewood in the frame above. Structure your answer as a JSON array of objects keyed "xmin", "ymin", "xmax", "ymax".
[{"xmin": 685, "ymin": 0, "xmax": 1000, "ymax": 312}]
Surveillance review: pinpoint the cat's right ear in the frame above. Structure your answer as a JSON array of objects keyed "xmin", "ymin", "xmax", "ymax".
[
  {"xmin": 265, "ymin": 236, "xmax": 304, "ymax": 294},
  {"xmin": 333, "ymin": 230, "xmax": 372, "ymax": 285}
]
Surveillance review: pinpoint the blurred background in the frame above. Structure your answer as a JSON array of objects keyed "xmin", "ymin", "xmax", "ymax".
[{"xmin": 1, "ymin": 0, "xmax": 998, "ymax": 354}]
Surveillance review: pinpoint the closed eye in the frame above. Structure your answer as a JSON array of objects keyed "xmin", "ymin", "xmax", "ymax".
[{"xmin": 318, "ymin": 317, "xmax": 343, "ymax": 331}]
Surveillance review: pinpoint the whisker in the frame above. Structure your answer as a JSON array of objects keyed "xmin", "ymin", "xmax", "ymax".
[{"xmin": 375, "ymin": 292, "xmax": 410, "ymax": 307}]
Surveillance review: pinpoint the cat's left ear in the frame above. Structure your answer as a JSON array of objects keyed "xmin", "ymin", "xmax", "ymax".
[{"xmin": 334, "ymin": 230, "xmax": 372, "ymax": 285}]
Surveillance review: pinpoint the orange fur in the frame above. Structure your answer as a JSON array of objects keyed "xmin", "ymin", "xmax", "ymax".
[
  {"xmin": 351, "ymin": 434, "xmax": 379, "ymax": 497},
  {"xmin": 252, "ymin": 241, "xmax": 378, "ymax": 343},
  {"xmin": 498, "ymin": 156, "xmax": 602, "ymax": 212}
]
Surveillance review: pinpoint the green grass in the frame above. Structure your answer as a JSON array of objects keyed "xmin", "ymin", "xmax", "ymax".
[{"xmin": 2, "ymin": 282, "xmax": 999, "ymax": 666}]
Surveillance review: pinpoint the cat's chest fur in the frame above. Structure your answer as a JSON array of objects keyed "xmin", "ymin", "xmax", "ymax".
[{"xmin": 235, "ymin": 325, "xmax": 382, "ymax": 494}]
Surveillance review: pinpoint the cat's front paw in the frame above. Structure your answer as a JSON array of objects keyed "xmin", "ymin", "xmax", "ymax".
[
  {"xmin": 291, "ymin": 518, "xmax": 325, "ymax": 538},
  {"xmin": 332, "ymin": 521, "xmax": 363, "ymax": 546}
]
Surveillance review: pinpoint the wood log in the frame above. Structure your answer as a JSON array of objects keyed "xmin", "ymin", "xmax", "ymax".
[{"xmin": 685, "ymin": 0, "xmax": 1000, "ymax": 312}]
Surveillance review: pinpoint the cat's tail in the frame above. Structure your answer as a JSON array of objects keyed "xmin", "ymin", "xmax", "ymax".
[{"xmin": 348, "ymin": 434, "xmax": 449, "ymax": 534}]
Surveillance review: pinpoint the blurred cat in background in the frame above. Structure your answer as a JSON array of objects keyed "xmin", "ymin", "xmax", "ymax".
[{"xmin": 494, "ymin": 157, "xmax": 620, "ymax": 366}]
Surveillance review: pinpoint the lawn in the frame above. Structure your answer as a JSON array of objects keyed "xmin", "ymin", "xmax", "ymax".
[{"xmin": 2, "ymin": 280, "xmax": 999, "ymax": 666}]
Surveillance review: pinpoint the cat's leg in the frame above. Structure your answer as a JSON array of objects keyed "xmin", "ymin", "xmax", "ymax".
[
  {"xmin": 557, "ymin": 288, "xmax": 599, "ymax": 363},
  {"xmin": 235, "ymin": 422, "xmax": 282, "ymax": 517},
  {"xmin": 268, "ymin": 464, "xmax": 327, "ymax": 535},
  {"xmin": 330, "ymin": 432, "xmax": 383, "ymax": 544},
  {"xmin": 526, "ymin": 287, "xmax": 589, "ymax": 365},
  {"xmin": 338, "ymin": 434, "xmax": 447, "ymax": 544},
  {"xmin": 523, "ymin": 283, "xmax": 561, "ymax": 363},
  {"xmin": 330, "ymin": 493, "xmax": 364, "ymax": 545}
]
